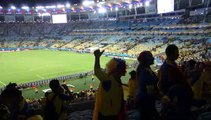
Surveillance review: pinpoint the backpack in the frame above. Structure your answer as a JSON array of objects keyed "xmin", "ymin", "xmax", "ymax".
[{"xmin": 44, "ymin": 94, "xmax": 59, "ymax": 120}]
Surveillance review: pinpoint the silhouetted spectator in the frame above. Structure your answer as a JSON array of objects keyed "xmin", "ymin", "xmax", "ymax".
[
  {"xmin": 43, "ymin": 79, "xmax": 72, "ymax": 120},
  {"xmin": 158, "ymin": 44, "xmax": 185, "ymax": 95},
  {"xmin": 127, "ymin": 70, "xmax": 138, "ymax": 109},
  {"xmin": 0, "ymin": 83, "xmax": 28, "ymax": 120},
  {"xmin": 136, "ymin": 51, "xmax": 160, "ymax": 120}
]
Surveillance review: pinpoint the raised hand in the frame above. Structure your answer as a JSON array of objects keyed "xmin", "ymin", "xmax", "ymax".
[{"xmin": 94, "ymin": 49, "xmax": 104, "ymax": 58}]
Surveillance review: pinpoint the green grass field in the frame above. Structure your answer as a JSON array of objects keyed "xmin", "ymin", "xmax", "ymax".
[{"xmin": 0, "ymin": 50, "xmax": 134, "ymax": 98}]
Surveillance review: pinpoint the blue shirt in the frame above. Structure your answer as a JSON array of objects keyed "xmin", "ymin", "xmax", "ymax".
[{"xmin": 137, "ymin": 66, "xmax": 158, "ymax": 103}]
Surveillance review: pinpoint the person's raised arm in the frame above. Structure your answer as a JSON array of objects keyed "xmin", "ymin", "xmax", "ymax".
[
  {"xmin": 94, "ymin": 49, "xmax": 104, "ymax": 70},
  {"xmin": 94, "ymin": 49, "xmax": 107, "ymax": 81}
]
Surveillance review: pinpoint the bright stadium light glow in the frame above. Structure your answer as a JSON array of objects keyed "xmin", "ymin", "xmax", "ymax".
[
  {"xmin": 42, "ymin": 13, "xmax": 51, "ymax": 16},
  {"xmin": 38, "ymin": 13, "xmax": 42, "ymax": 17},
  {"xmin": 129, "ymin": 4, "xmax": 132, "ymax": 9},
  {"xmin": 80, "ymin": 6, "xmax": 84, "ymax": 11},
  {"xmin": 36, "ymin": 6, "xmax": 45, "ymax": 9},
  {"xmin": 98, "ymin": 7, "xmax": 106, "ymax": 13},
  {"xmin": 21, "ymin": 6, "xmax": 29, "ymax": 9},
  {"xmin": 145, "ymin": 1, "xmax": 150, "ymax": 7},
  {"xmin": 66, "ymin": 3, "xmax": 71, "ymax": 8},
  {"xmin": 90, "ymin": 6, "xmax": 94, "ymax": 10},
  {"xmin": 57, "ymin": 4, "xmax": 65, "ymax": 8},
  {"xmin": 115, "ymin": 7, "xmax": 118, "ymax": 11},
  {"xmin": 45, "ymin": 5, "xmax": 56, "ymax": 9},
  {"xmin": 0, "ymin": 6, "xmax": 3, "ymax": 9},
  {"xmin": 137, "ymin": 3, "xmax": 143, "ymax": 7},
  {"xmin": 11, "ymin": 6, "xmax": 16, "ymax": 10},
  {"xmin": 82, "ymin": 0, "xmax": 95, "ymax": 7}
]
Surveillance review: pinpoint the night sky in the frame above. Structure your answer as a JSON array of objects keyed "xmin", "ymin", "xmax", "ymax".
[{"xmin": 0, "ymin": 0, "xmax": 82, "ymax": 7}]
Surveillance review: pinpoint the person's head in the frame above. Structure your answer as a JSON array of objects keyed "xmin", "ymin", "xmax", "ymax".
[
  {"xmin": 137, "ymin": 51, "xmax": 154, "ymax": 66},
  {"xmin": 0, "ymin": 86, "xmax": 22, "ymax": 105},
  {"xmin": 49, "ymin": 79, "xmax": 64, "ymax": 94},
  {"xmin": 106, "ymin": 58, "xmax": 127, "ymax": 77},
  {"xmin": 165, "ymin": 44, "xmax": 179, "ymax": 61},
  {"xmin": 5, "ymin": 83, "xmax": 18, "ymax": 90},
  {"xmin": 129, "ymin": 70, "xmax": 136, "ymax": 79}
]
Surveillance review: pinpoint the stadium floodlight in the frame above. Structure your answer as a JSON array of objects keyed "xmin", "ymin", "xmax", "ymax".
[
  {"xmin": 57, "ymin": 4, "xmax": 65, "ymax": 8},
  {"xmin": 21, "ymin": 6, "xmax": 29, "ymax": 10},
  {"xmin": 110, "ymin": 8, "xmax": 113, "ymax": 11},
  {"xmin": 98, "ymin": 7, "xmax": 107, "ymax": 13},
  {"xmin": 115, "ymin": 7, "xmax": 118, "ymax": 11},
  {"xmin": 129, "ymin": 4, "xmax": 132, "ymax": 9},
  {"xmin": 38, "ymin": 13, "xmax": 42, "ymax": 17},
  {"xmin": 80, "ymin": 6, "xmax": 84, "ymax": 11},
  {"xmin": 66, "ymin": 3, "xmax": 71, "ymax": 8},
  {"xmin": 45, "ymin": 5, "xmax": 56, "ymax": 9},
  {"xmin": 145, "ymin": 1, "xmax": 150, "ymax": 7},
  {"xmin": 82, "ymin": 0, "xmax": 95, "ymax": 7},
  {"xmin": 42, "ymin": 13, "xmax": 51, "ymax": 16},
  {"xmin": 0, "ymin": 6, "xmax": 2, "ymax": 9},
  {"xmin": 71, "ymin": 7, "xmax": 75, "ymax": 11},
  {"xmin": 36, "ymin": 6, "xmax": 45, "ymax": 9},
  {"xmin": 93, "ymin": 10, "xmax": 96, "ymax": 14},
  {"xmin": 11, "ymin": 6, "xmax": 16, "ymax": 10}
]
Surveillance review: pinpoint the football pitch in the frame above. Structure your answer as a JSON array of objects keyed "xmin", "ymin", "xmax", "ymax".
[
  {"xmin": 0, "ymin": 50, "xmax": 134, "ymax": 98},
  {"xmin": 0, "ymin": 50, "xmax": 114, "ymax": 86}
]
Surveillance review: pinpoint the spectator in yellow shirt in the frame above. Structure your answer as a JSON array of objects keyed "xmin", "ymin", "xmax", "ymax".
[{"xmin": 93, "ymin": 49, "xmax": 127, "ymax": 120}]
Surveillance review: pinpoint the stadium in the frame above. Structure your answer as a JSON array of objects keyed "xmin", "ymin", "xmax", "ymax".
[{"xmin": 0, "ymin": 0, "xmax": 211, "ymax": 119}]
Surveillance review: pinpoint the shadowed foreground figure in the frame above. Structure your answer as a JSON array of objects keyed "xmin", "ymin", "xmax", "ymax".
[
  {"xmin": 157, "ymin": 44, "xmax": 193, "ymax": 120},
  {"xmin": 43, "ymin": 79, "xmax": 73, "ymax": 120},
  {"xmin": 127, "ymin": 70, "xmax": 138, "ymax": 109},
  {"xmin": 0, "ymin": 83, "xmax": 28, "ymax": 120},
  {"xmin": 136, "ymin": 51, "xmax": 160, "ymax": 120}
]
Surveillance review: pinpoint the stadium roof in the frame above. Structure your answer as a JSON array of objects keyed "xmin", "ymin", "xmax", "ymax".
[
  {"xmin": 0, "ymin": 0, "xmax": 143, "ymax": 14},
  {"xmin": 0, "ymin": 0, "xmax": 139, "ymax": 7},
  {"xmin": 1, "ymin": 0, "xmax": 81, "ymax": 7}
]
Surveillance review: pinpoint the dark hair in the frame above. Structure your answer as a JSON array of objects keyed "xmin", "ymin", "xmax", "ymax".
[
  {"xmin": 137, "ymin": 51, "xmax": 153, "ymax": 66},
  {"xmin": 49, "ymin": 79, "xmax": 60, "ymax": 92},
  {"xmin": 137, "ymin": 51, "xmax": 151, "ymax": 62},
  {"xmin": 165, "ymin": 44, "xmax": 178, "ymax": 57},
  {"xmin": 5, "ymin": 83, "xmax": 17, "ymax": 90},
  {"xmin": 114, "ymin": 58, "xmax": 126, "ymax": 70}
]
